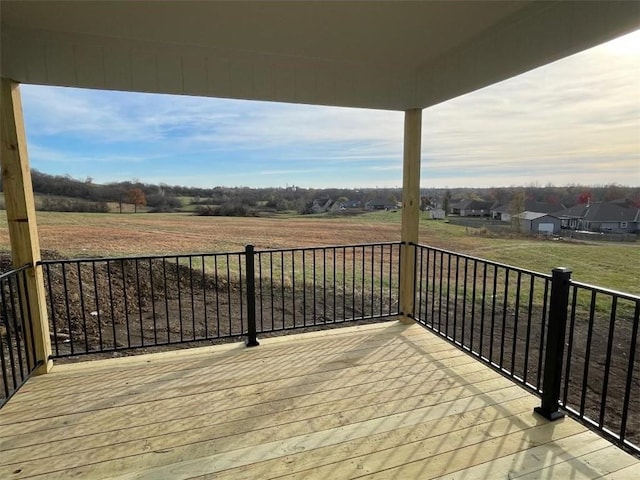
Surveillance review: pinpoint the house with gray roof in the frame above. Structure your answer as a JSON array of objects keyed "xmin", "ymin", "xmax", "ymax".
[
  {"xmin": 449, "ymin": 199, "xmax": 494, "ymax": 217},
  {"xmin": 553, "ymin": 202, "xmax": 640, "ymax": 234},
  {"xmin": 365, "ymin": 198, "xmax": 398, "ymax": 211}
]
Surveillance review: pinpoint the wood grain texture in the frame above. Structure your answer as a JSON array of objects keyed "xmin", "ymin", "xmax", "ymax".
[
  {"xmin": 0, "ymin": 78, "xmax": 52, "ymax": 373},
  {"xmin": 399, "ymin": 109, "xmax": 422, "ymax": 323},
  {"xmin": 0, "ymin": 321, "xmax": 637, "ymax": 479}
]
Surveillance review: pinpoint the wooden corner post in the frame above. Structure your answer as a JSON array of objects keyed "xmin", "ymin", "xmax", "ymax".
[
  {"xmin": 399, "ymin": 109, "xmax": 422, "ymax": 324},
  {"xmin": 1, "ymin": 78, "xmax": 53, "ymax": 373}
]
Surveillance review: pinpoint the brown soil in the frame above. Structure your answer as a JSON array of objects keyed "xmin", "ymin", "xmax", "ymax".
[{"xmin": 33, "ymin": 248, "xmax": 399, "ymax": 357}]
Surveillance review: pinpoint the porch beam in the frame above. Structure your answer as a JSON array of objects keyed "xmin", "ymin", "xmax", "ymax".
[
  {"xmin": 1, "ymin": 78, "xmax": 52, "ymax": 373},
  {"xmin": 399, "ymin": 109, "xmax": 422, "ymax": 324}
]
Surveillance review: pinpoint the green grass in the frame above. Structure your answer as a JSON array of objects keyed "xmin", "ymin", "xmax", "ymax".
[{"xmin": 0, "ymin": 209, "xmax": 637, "ymax": 294}]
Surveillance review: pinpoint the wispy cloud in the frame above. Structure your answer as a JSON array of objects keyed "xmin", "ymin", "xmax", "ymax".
[{"xmin": 20, "ymin": 30, "xmax": 640, "ymax": 188}]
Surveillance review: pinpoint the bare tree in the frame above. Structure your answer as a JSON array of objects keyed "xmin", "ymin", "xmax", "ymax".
[{"xmin": 127, "ymin": 188, "xmax": 146, "ymax": 213}]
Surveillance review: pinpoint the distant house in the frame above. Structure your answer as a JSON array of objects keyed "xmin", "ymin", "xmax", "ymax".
[
  {"xmin": 513, "ymin": 211, "xmax": 562, "ymax": 235},
  {"xmin": 450, "ymin": 199, "xmax": 493, "ymax": 217},
  {"xmin": 341, "ymin": 200, "xmax": 362, "ymax": 209},
  {"xmin": 427, "ymin": 208, "xmax": 446, "ymax": 220},
  {"xmin": 365, "ymin": 198, "xmax": 397, "ymax": 211},
  {"xmin": 492, "ymin": 200, "xmax": 561, "ymax": 222},
  {"xmin": 491, "ymin": 204, "xmax": 511, "ymax": 222},
  {"xmin": 311, "ymin": 197, "xmax": 333, "ymax": 213},
  {"xmin": 554, "ymin": 202, "xmax": 640, "ymax": 233}
]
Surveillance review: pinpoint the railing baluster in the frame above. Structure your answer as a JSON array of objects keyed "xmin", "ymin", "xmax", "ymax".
[
  {"xmin": 378, "ymin": 245, "xmax": 383, "ymax": 317},
  {"xmin": 269, "ymin": 252, "xmax": 275, "ymax": 329},
  {"xmin": 61, "ymin": 263, "xmax": 74, "ymax": 354},
  {"xmin": 431, "ymin": 249, "xmax": 436, "ymax": 325},
  {"xmin": 499, "ymin": 269, "xmax": 510, "ymax": 369},
  {"xmin": 162, "ymin": 258, "xmax": 170, "ymax": 343},
  {"xmin": 201, "ymin": 256, "xmax": 207, "ymax": 339},
  {"xmin": 453, "ymin": 255, "xmax": 459, "ymax": 342},
  {"xmin": 93, "ymin": 261, "xmax": 104, "ymax": 351},
  {"xmin": 536, "ymin": 279, "xmax": 550, "ymax": 392},
  {"xmin": 122, "ymin": 259, "xmax": 131, "ymax": 348},
  {"xmin": 76, "ymin": 262, "xmax": 89, "ymax": 352},
  {"xmin": 238, "ymin": 253, "xmax": 244, "ymax": 334},
  {"xmin": 361, "ymin": 246, "xmax": 365, "ymax": 319},
  {"xmin": 489, "ymin": 265, "xmax": 498, "ymax": 363},
  {"xmin": 417, "ymin": 246, "xmax": 424, "ymax": 323},
  {"xmin": 562, "ymin": 285, "xmax": 579, "ymax": 406},
  {"xmin": 352, "ymin": 246, "xmax": 356, "ymax": 320},
  {"xmin": 44, "ymin": 264, "xmax": 59, "ymax": 357},
  {"xmin": 471, "ymin": 260, "xmax": 478, "ymax": 353},
  {"xmin": 188, "ymin": 256, "xmax": 195, "ymax": 340},
  {"xmin": 523, "ymin": 276, "xmax": 535, "ymax": 385},
  {"xmin": 7, "ymin": 275, "xmax": 25, "ymax": 381},
  {"xmin": 135, "ymin": 259, "xmax": 144, "ymax": 346},
  {"xmin": 108, "ymin": 260, "xmax": 118, "ymax": 349},
  {"xmin": 599, "ymin": 296, "xmax": 618, "ymax": 428},
  {"xmin": 462, "ymin": 258, "xmax": 468, "ymax": 347},
  {"xmin": 214, "ymin": 256, "xmax": 220, "ymax": 338},
  {"xmin": 510, "ymin": 271, "xmax": 521, "ymax": 376},
  {"xmin": 479, "ymin": 261, "xmax": 488, "ymax": 355},
  {"xmin": 281, "ymin": 251, "xmax": 286, "ymax": 329},
  {"xmin": 291, "ymin": 251, "xmax": 296, "ymax": 329},
  {"xmin": 302, "ymin": 250, "xmax": 307, "ymax": 325},
  {"xmin": 226, "ymin": 255, "xmax": 232, "ymax": 335},
  {"xmin": 620, "ymin": 301, "xmax": 639, "ymax": 443}
]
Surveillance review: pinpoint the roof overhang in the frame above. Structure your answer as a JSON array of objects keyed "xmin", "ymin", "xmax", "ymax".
[{"xmin": 1, "ymin": 1, "xmax": 638, "ymax": 110}]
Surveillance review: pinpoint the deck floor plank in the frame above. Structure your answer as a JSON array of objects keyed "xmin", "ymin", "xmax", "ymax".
[
  {"xmin": 0, "ymin": 321, "xmax": 637, "ymax": 479},
  {"xmin": 3, "ymin": 340, "xmax": 465, "ymax": 412}
]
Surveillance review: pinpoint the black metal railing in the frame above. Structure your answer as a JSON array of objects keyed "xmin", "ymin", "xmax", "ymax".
[
  {"xmin": 40, "ymin": 242, "xmax": 400, "ymax": 357},
  {"xmin": 253, "ymin": 243, "xmax": 400, "ymax": 336},
  {"xmin": 41, "ymin": 251, "xmax": 247, "ymax": 357},
  {"xmin": 413, "ymin": 244, "xmax": 552, "ymax": 392},
  {"xmin": 412, "ymin": 243, "xmax": 639, "ymax": 455},
  {"xmin": 0, "ymin": 264, "xmax": 42, "ymax": 407},
  {"xmin": 10, "ymin": 241, "xmax": 638, "ymax": 454},
  {"xmin": 561, "ymin": 281, "xmax": 639, "ymax": 454}
]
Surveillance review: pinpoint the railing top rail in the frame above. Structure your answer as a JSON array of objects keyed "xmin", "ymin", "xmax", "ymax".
[
  {"xmin": 36, "ymin": 243, "xmax": 403, "ymax": 265},
  {"xmin": 37, "ymin": 250, "xmax": 247, "ymax": 265},
  {"xmin": 412, "ymin": 242, "xmax": 552, "ymax": 280},
  {"xmin": 255, "ymin": 241, "xmax": 402, "ymax": 255},
  {"xmin": 0, "ymin": 263, "xmax": 32, "ymax": 280},
  {"xmin": 570, "ymin": 280, "xmax": 640, "ymax": 302}
]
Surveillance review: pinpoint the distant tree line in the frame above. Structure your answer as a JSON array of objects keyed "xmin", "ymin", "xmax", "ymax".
[
  {"xmin": 39, "ymin": 197, "xmax": 110, "ymax": 213},
  {"xmin": 1, "ymin": 170, "xmax": 637, "ymax": 215}
]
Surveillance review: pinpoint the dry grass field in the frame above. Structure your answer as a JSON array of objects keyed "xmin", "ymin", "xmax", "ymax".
[{"xmin": 0, "ymin": 210, "xmax": 638, "ymax": 294}]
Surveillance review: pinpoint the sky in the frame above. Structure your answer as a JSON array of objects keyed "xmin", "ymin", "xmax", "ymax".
[{"xmin": 20, "ymin": 30, "xmax": 640, "ymax": 190}]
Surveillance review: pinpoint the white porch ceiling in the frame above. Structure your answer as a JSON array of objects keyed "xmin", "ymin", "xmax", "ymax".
[{"xmin": 1, "ymin": 1, "xmax": 638, "ymax": 110}]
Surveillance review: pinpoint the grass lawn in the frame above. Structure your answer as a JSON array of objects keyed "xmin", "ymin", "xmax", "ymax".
[{"xmin": 0, "ymin": 210, "xmax": 637, "ymax": 294}]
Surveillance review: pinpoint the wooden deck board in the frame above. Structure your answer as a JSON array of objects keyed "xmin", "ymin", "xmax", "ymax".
[{"xmin": 1, "ymin": 320, "xmax": 637, "ymax": 479}]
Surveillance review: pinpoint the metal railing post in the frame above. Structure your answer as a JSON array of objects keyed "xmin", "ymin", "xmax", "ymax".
[
  {"xmin": 535, "ymin": 267, "xmax": 572, "ymax": 420},
  {"xmin": 245, "ymin": 245, "xmax": 259, "ymax": 347}
]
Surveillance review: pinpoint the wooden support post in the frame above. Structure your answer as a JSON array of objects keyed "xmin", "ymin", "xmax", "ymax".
[
  {"xmin": 399, "ymin": 109, "xmax": 422, "ymax": 325},
  {"xmin": 1, "ymin": 78, "xmax": 52, "ymax": 373}
]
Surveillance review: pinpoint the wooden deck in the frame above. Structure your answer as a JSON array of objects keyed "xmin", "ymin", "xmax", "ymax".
[{"xmin": 1, "ymin": 321, "xmax": 637, "ymax": 479}]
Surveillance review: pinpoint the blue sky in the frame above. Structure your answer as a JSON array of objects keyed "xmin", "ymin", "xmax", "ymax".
[{"xmin": 21, "ymin": 30, "xmax": 639, "ymax": 189}]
